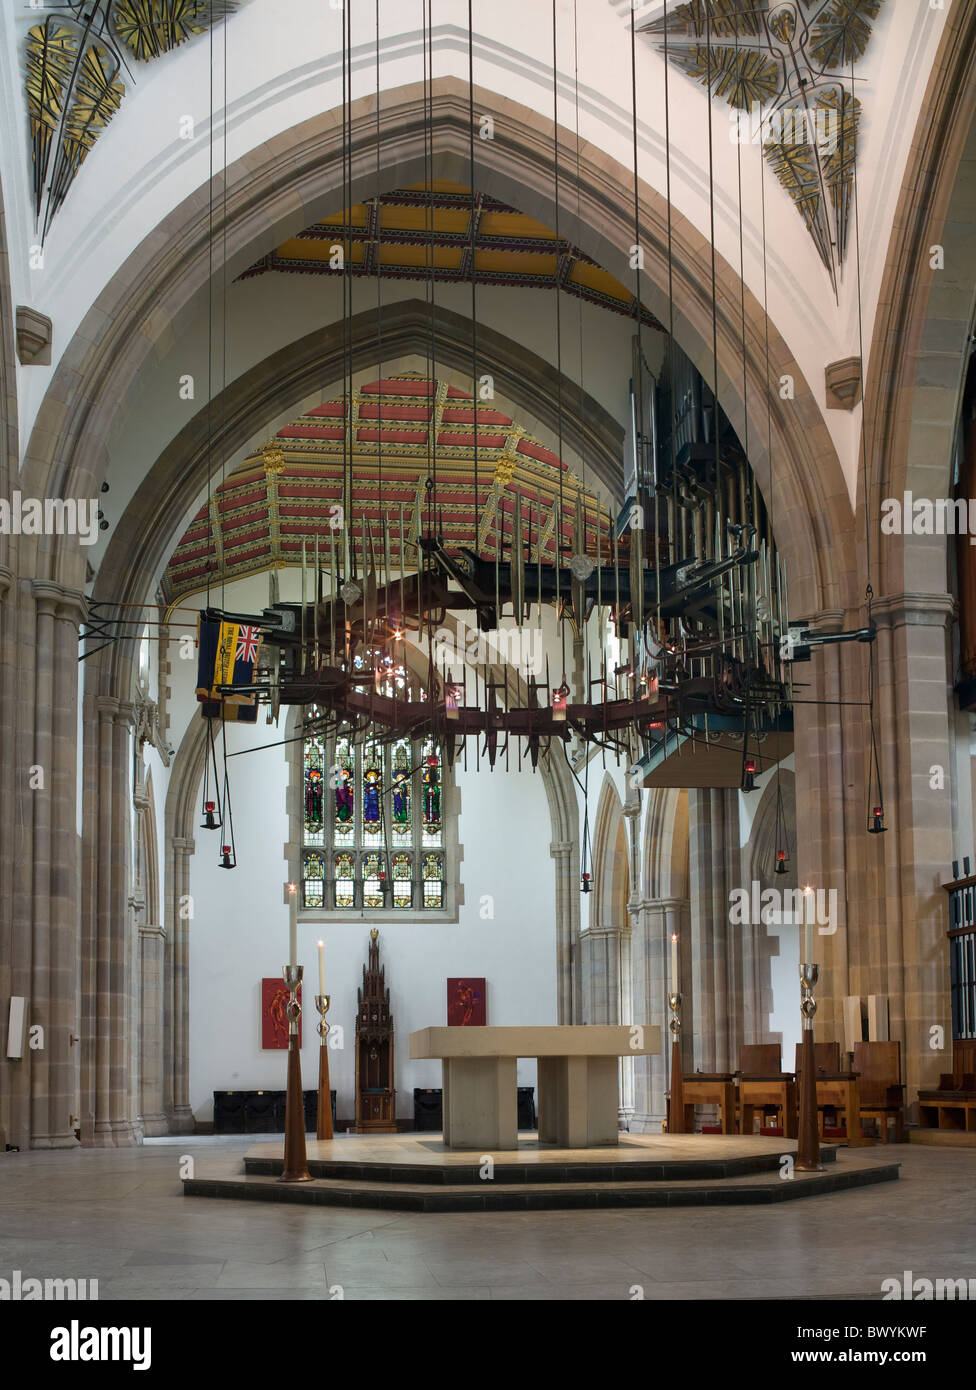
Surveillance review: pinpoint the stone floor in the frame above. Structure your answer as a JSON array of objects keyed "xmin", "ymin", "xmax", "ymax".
[{"xmin": 1, "ymin": 1137, "xmax": 973, "ymax": 1300}]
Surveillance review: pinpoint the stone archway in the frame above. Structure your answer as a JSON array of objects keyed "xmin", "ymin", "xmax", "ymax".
[
  {"xmin": 13, "ymin": 76, "xmax": 854, "ymax": 1147},
  {"xmin": 26, "ymin": 78, "xmax": 848, "ymax": 625}
]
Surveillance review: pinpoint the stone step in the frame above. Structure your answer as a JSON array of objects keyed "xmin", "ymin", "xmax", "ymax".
[{"xmin": 185, "ymin": 1157, "xmax": 899, "ymax": 1212}]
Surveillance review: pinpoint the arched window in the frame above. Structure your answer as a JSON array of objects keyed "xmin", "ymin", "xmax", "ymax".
[{"xmin": 299, "ymin": 712, "xmax": 448, "ymax": 916}]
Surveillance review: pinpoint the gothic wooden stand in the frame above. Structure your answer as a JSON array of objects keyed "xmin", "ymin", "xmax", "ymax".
[
  {"xmin": 667, "ymin": 991, "xmax": 686, "ymax": 1134},
  {"xmin": 350, "ymin": 929, "xmax": 398, "ymax": 1133},
  {"xmin": 795, "ymin": 964, "xmax": 823, "ymax": 1171},
  {"xmin": 280, "ymin": 965, "xmax": 312, "ymax": 1182},
  {"xmin": 315, "ymin": 993, "xmax": 333, "ymax": 1141}
]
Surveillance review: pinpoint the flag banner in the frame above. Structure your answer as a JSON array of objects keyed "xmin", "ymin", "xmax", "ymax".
[{"xmin": 196, "ymin": 617, "xmax": 263, "ymax": 712}]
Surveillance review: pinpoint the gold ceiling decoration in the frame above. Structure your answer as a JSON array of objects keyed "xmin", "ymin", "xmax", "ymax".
[
  {"xmin": 639, "ymin": 0, "xmax": 884, "ymax": 296},
  {"xmin": 241, "ymin": 182, "xmax": 665, "ymax": 330},
  {"xmin": 26, "ymin": 1, "xmax": 236, "ymax": 241}
]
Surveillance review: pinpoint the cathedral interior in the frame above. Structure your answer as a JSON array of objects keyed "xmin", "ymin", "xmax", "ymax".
[{"xmin": 0, "ymin": 0, "xmax": 975, "ymax": 1343}]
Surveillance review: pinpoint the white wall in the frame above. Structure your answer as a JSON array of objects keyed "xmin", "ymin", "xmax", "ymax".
[{"xmin": 176, "ymin": 575, "xmax": 558, "ymax": 1123}]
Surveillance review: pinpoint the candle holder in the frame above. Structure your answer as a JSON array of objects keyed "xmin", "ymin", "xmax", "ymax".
[
  {"xmin": 315, "ymin": 993, "xmax": 333, "ymax": 1141},
  {"xmin": 795, "ymin": 962, "xmax": 823, "ymax": 1172},
  {"xmin": 667, "ymin": 990, "xmax": 686, "ymax": 1135},
  {"xmin": 279, "ymin": 965, "xmax": 312, "ymax": 1182}
]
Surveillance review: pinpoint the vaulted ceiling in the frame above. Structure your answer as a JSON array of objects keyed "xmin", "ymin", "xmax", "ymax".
[
  {"xmin": 162, "ymin": 373, "xmax": 612, "ymax": 608},
  {"xmin": 240, "ymin": 181, "xmax": 664, "ymax": 331}
]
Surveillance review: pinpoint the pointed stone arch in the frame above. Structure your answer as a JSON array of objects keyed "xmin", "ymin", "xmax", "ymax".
[{"xmin": 25, "ymin": 78, "xmax": 847, "ymax": 626}]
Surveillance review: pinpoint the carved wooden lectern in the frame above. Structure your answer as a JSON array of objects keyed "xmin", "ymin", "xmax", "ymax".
[{"xmin": 351, "ymin": 929, "xmax": 397, "ymax": 1133}]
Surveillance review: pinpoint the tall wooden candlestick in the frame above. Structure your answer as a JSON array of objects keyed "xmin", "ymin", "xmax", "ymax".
[
  {"xmin": 795, "ymin": 963, "xmax": 823, "ymax": 1172},
  {"xmin": 666, "ymin": 932, "xmax": 685, "ymax": 1134},
  {"xmin": 315, "ymin": 986, "xmax": 333, "ymax": 1142},
  {"xmin": 279, "ymin": 964, "xmax": 312, "ymax": 1183}
]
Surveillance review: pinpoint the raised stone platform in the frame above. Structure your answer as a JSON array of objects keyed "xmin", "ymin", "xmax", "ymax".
[{"xmin": 182, "ymin": 1132, "xmax": 900, "ymax": 1211}]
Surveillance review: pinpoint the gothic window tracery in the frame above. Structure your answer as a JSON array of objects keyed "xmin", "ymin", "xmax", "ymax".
[{"xmin": 300, "ymin": 710, "xmax": 448, "ymax": 914}]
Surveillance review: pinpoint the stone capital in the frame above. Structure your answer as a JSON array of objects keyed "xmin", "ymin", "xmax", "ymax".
[
  {"xmin": 634, "ymin": 895, "xmax": 688, "ymax": 914},
  {"xmin": 581, "ymin": 925, "xmax": 620, "ymax": 941},
  {"xmin": 172, "ymin": 836, "xmax": 196, "ymax": 855},
  {"xmin": 799, "ymin": 608, "xmax": 847, "ymax": 636},
  {"xmin": 116, "ymin": 699, "xmax": 137, "ymax": 729},
  {"xmin": 869, "ymin": 590, "xmax": 955, "ymax": 630},
  {"xmin": 550, "ymin": 840, "xmax": 576, "ymax": 858},
  {"xmin": 95, "ymin": 694, "xmax": 120, "ymax": 721},
  {"xmin": 30, "ymin": 579, "xmax": 87, "ymax": 627}
]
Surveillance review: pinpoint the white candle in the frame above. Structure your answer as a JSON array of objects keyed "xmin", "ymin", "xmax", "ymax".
[
  {"xmin": 318, "ymin": 939, "xmax": 326, "ymax": 995},
  {"xmin": 671, "ymin": 932, "xmax": 679, "ymax": 990},
  {"xmin": 803, "ymin": 887, "xmax": 813, "ymax": 964},
  {"xmin": 288, "ymin": 883, "xmax": 298, "ymax": 968}
]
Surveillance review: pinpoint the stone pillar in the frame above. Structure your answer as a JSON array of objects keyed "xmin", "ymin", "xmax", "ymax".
[
  {"xmin": 793, "ymin": 596, "xmax": 954, "ymax": 1111},
  {"xmin": 579, "ymin": 927, "xmax": 621, "ymax": 1025},
  {"xmin": 550, "ymin": 839, "xmax": 578, "ymax": 1025},
  {"xmin": 688, "ymin": 786, "xmax": 741, "ymax": 1072},
  {"xmin": 630, "ymin": 895, "xmax": 689, "ymax": 1131},
  {"xmin": 619, "ymin": 795, "xmax": 642, "ymax": 1126},
  {"xmin": 82, "ymin": 694, "xmax": 138, "ymax": 1146},
  {"xmin": 165, "ymin": 834, "xmax": 195, "ymax": 1131},
  {"xmin": 28, "ymin": 581, "xmax": 85, "ymax": 1149},
  {"xmin": 0, "ymin": 564, "xmax": 31, "ymax": 1153},
  {"xmin": 138, "ymin": 923, "xmax": 168, "ymax": 1135}
]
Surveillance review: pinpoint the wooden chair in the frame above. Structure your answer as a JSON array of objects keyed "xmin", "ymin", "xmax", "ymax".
[
  {"xmin": 918, "ymin": 1040, "xmax": 976, "ymax": 1134},
  {"xmin": 738, "ymin": 1044, "xmax": 797, "ymax": 1138},
  {"xmin": 853, "ymin": 1041, "xmax": 905, "ymax": 1143}
]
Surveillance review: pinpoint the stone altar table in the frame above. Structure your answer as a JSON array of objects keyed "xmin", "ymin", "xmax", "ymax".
[{"xmin": 409, "ymin": 1025, "xmax": 659, "ymax": 1150}]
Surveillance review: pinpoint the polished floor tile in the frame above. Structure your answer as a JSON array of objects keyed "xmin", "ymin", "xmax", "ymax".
[{"xmin": 1, "ymin": 1138, "xmax": 973, "ymax": 1301}]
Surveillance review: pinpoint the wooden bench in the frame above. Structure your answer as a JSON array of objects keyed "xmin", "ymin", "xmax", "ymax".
[{"xmin": 918, "ymin": 1040, "xmax": 976, "ymax": 1134}]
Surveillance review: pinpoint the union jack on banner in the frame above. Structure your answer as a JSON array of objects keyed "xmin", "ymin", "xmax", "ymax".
[{"xmin": 236, "ymin": 626, "xmax": 260, "ymax": 665}]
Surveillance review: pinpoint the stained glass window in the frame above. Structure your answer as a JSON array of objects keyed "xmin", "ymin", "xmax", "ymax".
[
  {"xmin": 423, "ymin": 852, "xmax": 444, "ymax": 909},
  {"xmin": 362, "ymin": 851, "xmax": 385, "ymax": 908},
  {"xmin": 392, "ymin": 739, "xmax": 411, "ymax": 838},
  {"xmin": 362, "ymin": 743, "xmax": 382, "ymax": 839},
  {"xmin": 422, "ymin": 736, "xmax": 442, "ymax": 844},
  {"xmin": 302, "ymin": 851, "xmax": 325, "ymax": 909},
  {"xmin": 334, "ymin": 851, "xmax": 355, "ymax": 908},
  {"xmin": 300, "ymin": 715, "xmax": 450, "ymax": 913},
  {"xmin": 392, "ymin": 852, "xmax": 412, "ymax": 909},
  {"xmin": 334, "ymin": 735, "xmax": 354, "ymax": 839},
  {"xmin": 304, "ymin": 732, "xmax": 325, "ymax": 843}
]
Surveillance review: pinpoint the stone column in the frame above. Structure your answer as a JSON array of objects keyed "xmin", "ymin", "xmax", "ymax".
[
  {"xmin": 82, "ymin": 694, "xmax": 138, "ymax": 1146},
  {"xmin": 630, "ymin": 895, "xmax": 689, "ymax": 1131},
  {"xmin": 28, "ymin": 581, "xmax": 85, "ymax": 1149},
  {"xmin": 165, "ymin": 834, "xmax": 195, "ymax": 1132},
  {"xmin": 550, "ymin": 839, "xmax": 578, "ymax": 1025},
  {"xmin": 138, "ymin": 923, "xmax": 168, "ymax": 1135},
  {"xmin": 578, "ymin": 927, "xmax": 621, "ymax": 1025},
  {"xmin": 792, "ymin": 596, "xmax": 954, "ymax": 1111},
  {"xmin": 619, "ymin": 795, "xmax": 642, "ymax": 1126},
  {"xmin": 0, "ymin": 564, "xmax": 32, "ymax": 1153},
  {"xmin": 688, "ymin": 786, "xmax": 741, "ymax": 1072}
]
